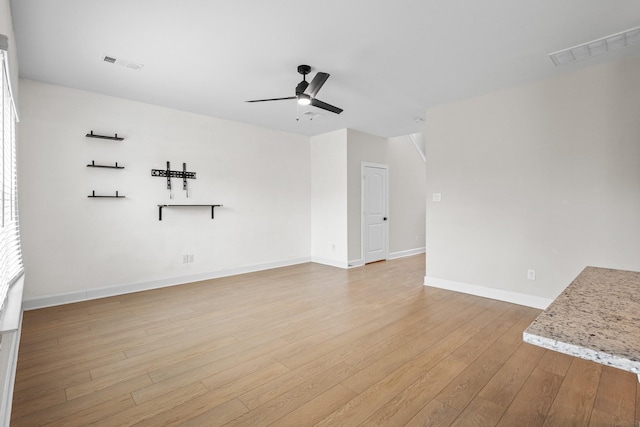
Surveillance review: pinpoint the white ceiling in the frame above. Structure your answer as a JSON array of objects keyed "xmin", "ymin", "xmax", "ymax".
[{"xmin": 9, "ymin": 0, "xmax": 640, "ymax": 137}]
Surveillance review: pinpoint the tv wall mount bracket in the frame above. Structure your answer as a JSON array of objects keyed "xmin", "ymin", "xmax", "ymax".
[{"xmin": 151, "ymin": 161, "xmax": 196, "ymax": 198}]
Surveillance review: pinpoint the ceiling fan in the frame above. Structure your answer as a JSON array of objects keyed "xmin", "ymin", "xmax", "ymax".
[{"xmin": 245, "ymin": 65, "xmax": 343, "ymax": 115}]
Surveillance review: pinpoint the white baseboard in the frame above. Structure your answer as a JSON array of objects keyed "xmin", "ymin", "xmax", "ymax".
[
  {"xmin": 23, "ymin": 257, "xmax": 312, "ymax": 310},
  {"xmin": 349, "ymin": 247, "xmax": 425, "ymax": 268},
  {"xmin": 348, "ymin": 259, "xmax": 364, "ymax": 268},
  {"xmin": 311, "ymin": 257, "xmax": 350, "ymax": 269},
  {"xmin": 388, "ymin": 247, "xmax": 425, "ymax": 260},
  {"xmin": 424, "ymin": 276, "xmax": 552, "ymax": 309}
]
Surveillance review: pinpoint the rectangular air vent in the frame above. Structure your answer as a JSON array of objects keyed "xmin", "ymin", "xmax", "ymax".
[
  {"xmin": 549, "ymin": 26, "xmax": 640, "ymax": 66},
  {"xmin": 101, "ymin": 55, "xmax": 144, "ymax": 71}
]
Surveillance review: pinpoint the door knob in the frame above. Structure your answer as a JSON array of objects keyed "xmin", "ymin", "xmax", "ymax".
[{"xmin": 383, "ymin": 217, "xmax": 388, "ymax": 221}]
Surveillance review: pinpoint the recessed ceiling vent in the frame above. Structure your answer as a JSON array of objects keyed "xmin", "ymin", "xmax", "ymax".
[
  {"xmin": 101, "ymin": 55, "xmax": 144, "ymax": 71},
  {"xmin": 549, "ymin": 26, "xmax": 640, "ymax": 66}
]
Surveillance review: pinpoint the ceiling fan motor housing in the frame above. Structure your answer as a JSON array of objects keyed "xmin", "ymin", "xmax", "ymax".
[{"xmin": 297, "ymin": 64, "xmax": 311, "ymax": 75}]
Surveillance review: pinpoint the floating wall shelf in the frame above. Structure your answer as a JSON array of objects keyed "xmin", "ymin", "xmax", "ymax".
[
  {"xmin": 87, "ymin": 160, "xmax": 124, "ymax": 169},
  {"xmin": 88, "ymin": 191, "xmax": 126, "ymax": 198},
  {"xmin": 157, "ymin": 204, "xmax": 222, "ymax": 221},
  {"xmin": 85, "ymin": 130, "xmax": 124, "ymax": 141}
]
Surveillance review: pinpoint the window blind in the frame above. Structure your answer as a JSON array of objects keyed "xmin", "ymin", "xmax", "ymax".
[{"xmin": 0, "ymin": 36, "xmax": 23, "ymax": 312}]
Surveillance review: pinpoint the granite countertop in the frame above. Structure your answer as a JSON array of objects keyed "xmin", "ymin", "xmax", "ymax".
[{"xmin": 523, "ymin": 266, "xmax": 640, "ymax": 374}]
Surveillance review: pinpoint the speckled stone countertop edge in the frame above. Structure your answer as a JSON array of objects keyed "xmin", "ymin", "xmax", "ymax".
[{"xmin": 523, "ymin": 331, "xmax": 640, "ymax": 374}]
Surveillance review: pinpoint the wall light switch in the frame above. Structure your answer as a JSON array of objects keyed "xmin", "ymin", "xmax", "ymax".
[{"xmin": 432, "ymin": 193, "xmax": 442, "ymax": 202}]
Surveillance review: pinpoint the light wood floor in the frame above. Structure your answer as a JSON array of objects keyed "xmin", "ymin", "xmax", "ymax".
[{"xmin": 11, "ymin": 255, "xmax": 639, "ymax": 426}]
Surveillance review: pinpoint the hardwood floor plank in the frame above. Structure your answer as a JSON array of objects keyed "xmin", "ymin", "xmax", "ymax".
[
  {"xmin": 11, "ymin": 370, "xmax": 90, "ymax": 403},
  {"xmin": 587, "ymin": 408, "xmax": 630, "ymax": 427},
  {"xmin": 404, "ymin": 399, "xmax": 461, "ymax": 427},
  {"xmin": 237, "ymin": 349, "xmax": 356, "ymax": 410},
  {"xmin": 450, "ymin": 396, "xmax": 506, "ymax": 426},
  {"xmin": 270, "ymin": 384, "xmax": 357, "ymax": 426},
  {"xmin": 66, "ymin": 370, "xmax": 155, "ymax": 402},
  {"xmin": 275, "ymin": 290, "xmax": 438, "ymax": 370},
  {"xmin": 496, "ymin": 362, "xmax": 564, "ymax": 427},
  {"xmin": 357, "ymin": 302, "xmax": 527, "ymax": 425},
  {"xmin": 359, "ymin": 356, "xmax": 469, "ymax": 426},
  {"xmin": 96, "ymin": 381, "xmax": 209, "ymax": 426},
  {"xmin": 226, "ymin": 362, "xmax": 358, "ymax": 426},
  {"xmin": 11, "ymin": 374, "xmax": 152, "ymax": 426},
  {"xmin": 317, "ymin": 358, "xmax": 445, "ymax": 426},
  {"xmin": 478, "ymin": 342, "xmax": 546, "ymax": 407},
  {"xmin": 340, "ymin": 292, "xmax": 481, "ymax": 372},
  {"xmin": 591, "ymin": 365, "xmax": 636, "ymax": 425},
  {"xmin": 340, "ymin": 299, "xmax": 490, "ymax": 394},
  {"xmin": 136, "ymin": 360, "xmax": 289, "ymax": 406},
  {"xmin": 536, "ymin": 348, "xmax": 573, "ymax": 377},
  {"xmin": 17, "ymin": 328, "xmax": 150, "ymax": 371},
  {"xmin": 542, "ymin": 357, "xmax": 602, "ymax": 427},
  {"xmin": 10, "ymin": 388, "xmax": 66, "ymax": 420},
  {"xmin": 433, "ymin": 309, "xmax": 536, "ymax": 411},
  {"xmin": 146, "ymin": 334, "xmax": 293, "ymax": 388},
  {"xmin": 14, "ymin": 350, "xmax": 127, "ymax": 391},
  {"xmin": 142, "ymin": 397, "xmax": 249, "ymax": 427},
  {"xmin": 46, "ymin": 394, "xmax": 137, "ymax": 427}
]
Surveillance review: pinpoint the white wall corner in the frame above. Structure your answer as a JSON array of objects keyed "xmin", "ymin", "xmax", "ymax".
[
  {"xmin": 348, "ymin": 258, "xmax": 364, "ymax": 268},
  {"xmin": 423, "ymin": 276, "xmax": 552, "ymax": 310},
  {"xmin": 311, "ymin": 257, "xmax": 350, "ymax": 269}
]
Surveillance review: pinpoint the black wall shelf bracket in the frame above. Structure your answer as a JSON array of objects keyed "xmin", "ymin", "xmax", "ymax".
[
  {"xmin": 87, "ymin": 160, "xmax": 124, "ymax": 169},
  {"xmin": 85, "ymin": 130, "xmax": 124, "ymax": 141},
  {"xmin": 157, "ymin": 204, "xmax": 222, "ymax": 221},
  {"xmin": 88, "ymin": 190, "xmax": 126, "ymax": 198}
]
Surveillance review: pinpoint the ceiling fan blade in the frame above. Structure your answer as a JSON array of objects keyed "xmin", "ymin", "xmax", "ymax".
[
  {"xmin": 305, "ymin": 72, "xmax": 330, "ymax": 97},
  {"xmin": 310, "ymin": 98, "xmax": 343, "ymax": 114},
  {"xmin": 245, "ymin": 96, "xmax": 296, "ymax": 103}
]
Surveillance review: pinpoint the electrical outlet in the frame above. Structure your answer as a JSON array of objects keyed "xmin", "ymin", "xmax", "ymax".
[
  {"xmin": 183, "ymin": 254, "xmax": 189, "ymax": 264},
  {"xmin": 189, "ymin": 254, "xmax": 194, "ymax": 263},
  {"xmin": 432, "ymin": 193, "xmax": 442, "ymax": 202},
  {"xmin": 527, "ymin": 269, "xmax": 536, "ymax": 280}
]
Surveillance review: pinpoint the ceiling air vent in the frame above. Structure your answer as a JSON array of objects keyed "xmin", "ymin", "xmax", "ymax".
[
  {"xmin": 549, "ymin": 26, "xmax": 640, "ymax": 66},
  {"xmin": 101, "ymin": 55, "xmax": 144, "ymax": 71}
]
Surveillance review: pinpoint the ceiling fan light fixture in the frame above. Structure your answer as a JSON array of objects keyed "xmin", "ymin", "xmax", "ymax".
[{"xmin": 297, "ymin": 94, "xmax": 311, "ymax": 105}]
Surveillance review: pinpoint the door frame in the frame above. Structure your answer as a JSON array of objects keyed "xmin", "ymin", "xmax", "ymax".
[{"xmin": 361, "ymin": 162, "xmax": 390, "ymax": 264}]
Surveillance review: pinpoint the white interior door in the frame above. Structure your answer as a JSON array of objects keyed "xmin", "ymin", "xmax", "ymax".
[{"xmin": 363, "ymin": 164, "xmax": 388, "ymax": 264}]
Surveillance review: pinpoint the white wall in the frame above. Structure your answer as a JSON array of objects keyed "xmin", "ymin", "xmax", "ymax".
[
  {"xmin": 18, "ymin": 79, "xmax": 311, "ymax": 305},
  {"xmin": 387, "ymin": 135, "xmax": 426, "ymax": 254},
  {"xmin": 310, "ymin": 129, "xmax": 348, "ymax": 268},
  {"xmin": 424, "ymin": 56, "xmax": 640, "ymax": 303}
]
